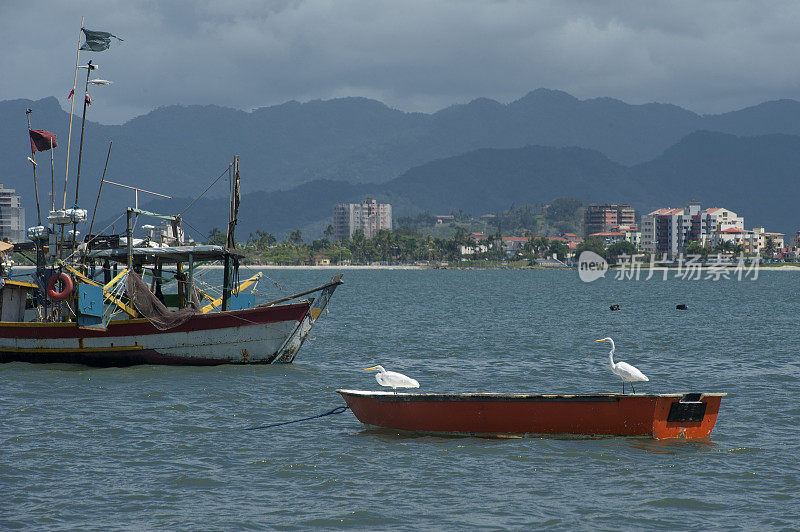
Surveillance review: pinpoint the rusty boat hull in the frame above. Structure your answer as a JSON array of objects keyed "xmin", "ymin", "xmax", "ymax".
[{"xmin": 337, "ymin": 390, "xmax": 726, "ymax": 440}]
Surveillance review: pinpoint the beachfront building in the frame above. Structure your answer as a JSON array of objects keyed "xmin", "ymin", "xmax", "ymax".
[
  {"xmin": 584, "ymin": 204, "xmax": 636, "ymax": 236},
  {"xmin": 0, "ymin": 184, "xmax": 25, "ymax": 242},
  {"xmin": 707, "ymin": 228, "xmax": 756, "ymax": 254},
  {"xmin": 641, "ymin": 202, "xmax": 787, "ymax": 257},
  {"xmin": 561, "ymin": 233, "xmax": 583, "ymax": 252},
  {"xmin": 763, "ymin": 231, "xmax": 785, "ymax": 251},
  {"xmin": 641, "ymin": 202, "xmax": 746, "ymax": 258},
  {"xmin": 615, "ymin": 224, "xmax": 641, "ymax": 248},
  {"xmin": 706, "ymin": 227, "xmax": 780, "ymax": 255},
  {"xmin": 588, "ymin": 231, "xmax": 626, "ymax": 246},
  {"xmin": 461, "ymin": 234, "xmax": 488, "ymax": 255},
  {"xmin": 460, "ymin": 242, "xmax": 488, "ymax": 256},
  {"xmin": 500, "ymin": 236, "xmax": 528, "ymax": 256},
  {"xmin": 333, "ymin": 198, "xmax": 392, "ymax": 241}
]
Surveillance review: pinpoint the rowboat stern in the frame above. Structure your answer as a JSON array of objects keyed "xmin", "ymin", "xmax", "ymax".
[{"xmin": 651, "ymin": 392, "xmax": 726, "ymax": 440}]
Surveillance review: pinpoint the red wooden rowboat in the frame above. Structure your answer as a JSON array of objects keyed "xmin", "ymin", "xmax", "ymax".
[{"xmin": 337, "ymin": 390, "xmax": 726, "ymax": 439}]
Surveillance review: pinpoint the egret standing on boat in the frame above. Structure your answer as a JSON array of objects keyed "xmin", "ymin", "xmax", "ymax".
[
  {"xmin": 364, "ymin": 365, "xmax": 419, "ymax": 392},
  {"xmin": 594, "ymin": 337, "xmax": 649, "ymax": 394}
]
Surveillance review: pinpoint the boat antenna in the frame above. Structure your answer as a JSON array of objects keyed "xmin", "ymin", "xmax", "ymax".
[{"xmin": 102, "ymin": 180, "xmax": 172, "ymax": 209}]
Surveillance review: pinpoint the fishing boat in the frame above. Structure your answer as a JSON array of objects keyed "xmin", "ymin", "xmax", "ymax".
[
  {"xmin": 1, "ymin": 27, "xmax": 344, "ymax": 366},
  {"xmin": 2, "ymin": 178, "xmax": 343, "ymax": 366},
  {"xmin": 4, "ymin": 148, "xmax": 345, "ymax": 367},
  {"xmin": 337, "ymin": 390, "xmax": 725, "ymax": 439}
]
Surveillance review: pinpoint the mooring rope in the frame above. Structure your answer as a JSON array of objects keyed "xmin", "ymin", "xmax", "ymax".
[{"xmin": 245, "ymin": 405, "xmax": 349, "ymax": 430}]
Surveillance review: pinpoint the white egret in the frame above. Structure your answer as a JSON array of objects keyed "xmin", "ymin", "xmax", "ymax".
[
  {"xmin": 364, "ymin": 365, "xmax": 419, "ymax": 392},
  {"xmin": 594, "ymin": 337, "xmax": 649, "ymax": 394}
]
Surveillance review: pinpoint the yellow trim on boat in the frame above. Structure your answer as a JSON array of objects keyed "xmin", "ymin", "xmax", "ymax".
[
  {"xmin": 60, "ymin": 263, "xmax": 137, "ymax": 317},
  {"xmin": 201, "ymin": 272, "xmax": 262, "ymax": 313},
  {"xmin": 4, "ymin": 280, "xmax": 38, "ymax": 289},
  {"xmin": 103, "ymin": 268, "xmax": 129, "ymax": 291}
]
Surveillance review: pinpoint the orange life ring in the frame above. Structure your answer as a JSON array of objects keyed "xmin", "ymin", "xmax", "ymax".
[{"xmin": 47, "ymin": 272, "xmax": 73, "ymax": 301}]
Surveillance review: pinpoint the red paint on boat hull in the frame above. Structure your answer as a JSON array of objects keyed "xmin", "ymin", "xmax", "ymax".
[
  {"xmin": 0, "ymin": 302, "xmax": 310, "ymax": 339},
  {"xmin": 337, "ymin": 390, "xmax": 725, "ymax": 440},
  {"xmin": 0, "ymin": 302, "xmax": 312, "ymax": 366}
]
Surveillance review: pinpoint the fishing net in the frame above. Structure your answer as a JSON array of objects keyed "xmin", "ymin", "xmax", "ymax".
[{"xmin": 126, "ymin": 270, "xmax": 202, "ymax": 330}]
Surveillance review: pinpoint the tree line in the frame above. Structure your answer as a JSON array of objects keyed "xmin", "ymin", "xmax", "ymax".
[{"xmin": 207, "ymin": 225, "xmax": 573, "ymax": 265}]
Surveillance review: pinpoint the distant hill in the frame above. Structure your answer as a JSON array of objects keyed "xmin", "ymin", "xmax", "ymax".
[
  {"xmin": 131, "ymin": 132, "xmax": 800, "ymax": 239},
  {"xmin": 634, "ymin": 130, "xmax": 800, "ymax": 234},
  {"xmin": 3, "ymin": 90, "xmax": 800, "ymax": 238}
]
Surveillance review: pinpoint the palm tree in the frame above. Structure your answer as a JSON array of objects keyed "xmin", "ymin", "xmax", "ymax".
[
  {"xmin": 764, "ymin": 236, "xmax": 776, "ymax": 258},
  {"xmin": 288, "ymin": 229, "xmax": 303, "ymax": 245}
]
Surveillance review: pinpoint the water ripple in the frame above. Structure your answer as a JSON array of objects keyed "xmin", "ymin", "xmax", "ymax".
[{"xmin": 2, "ymin": 270, "xmax": 799, "ymax": 529}]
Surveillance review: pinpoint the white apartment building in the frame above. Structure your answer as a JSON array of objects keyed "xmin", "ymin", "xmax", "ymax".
[
  {"xmin": 709, "ymin": 227, "xmax": 785, "ymax": 255},
  {"xmin": 333, "ymin": 198, "xmax": 392, "ymax": 241},
  {"xmin": 0, "ymin": 184, "xmax": 25, "ymax": 242},
  {"xmin": 641, "ymin": 202, "xmax": 744, "ymax": 258}
]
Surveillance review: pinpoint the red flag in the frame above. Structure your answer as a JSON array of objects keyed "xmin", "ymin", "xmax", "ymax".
[
  {"xmin": 67, "ymin": 88, "xmax": 75, "ymax": 99},
  {"xmin": 29, "ymin": 129, "xmax": 57, "ymax": 152}
]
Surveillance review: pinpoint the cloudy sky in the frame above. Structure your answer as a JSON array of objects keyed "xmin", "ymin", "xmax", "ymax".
[{"xmin": 3, "ymin": 0, "xmax": 800, "ymax": 124}]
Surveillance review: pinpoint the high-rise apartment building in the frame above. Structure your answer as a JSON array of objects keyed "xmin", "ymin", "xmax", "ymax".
[
  {"xmin": 333, "ymin": 198, "xmax": 392, "ymax": 241},
  {"xmin": 640, "ymin": 202, "xmax": 744, "ymax": 258},
  {"xmin": 584, "ymin": 204, "xmax": 636, "ymax": 236},
  {"xmin": 0, "ymin": 184, "xmax": 25, "ymax": 242}
]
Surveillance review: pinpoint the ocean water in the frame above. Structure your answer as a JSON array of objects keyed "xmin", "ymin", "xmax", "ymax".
[{"xmin": 2, "ymin": 268, "xmax": 799, "ymax": 529}]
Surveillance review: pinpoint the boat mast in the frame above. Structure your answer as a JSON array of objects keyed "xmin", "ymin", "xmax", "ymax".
[
  {"xmin": 222, "ymin": 155, "xmax": 240, "ymax": 311},
  {"xmin": 25, "ymin": 109, "xmax": 42, "ymax": 226},
  {"xmin": 74, "ymin": 59, "xmax": 95, "ymax": 208},
  {"xmin": 63, "ymin": 18, "xmax": 84, "ymax": 210}
]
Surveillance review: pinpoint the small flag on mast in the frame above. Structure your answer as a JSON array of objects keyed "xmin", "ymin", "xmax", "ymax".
[
  {"xmin": 29, "ymin": 130, "xmax": 58, "ymax": 152},
  {"xmin": 79, "ymin": 28, "xmax": 123, "ymax": 51},
  {"xmin": 67, "ymin": 88, "xmax": 75, "ymax": 99}
]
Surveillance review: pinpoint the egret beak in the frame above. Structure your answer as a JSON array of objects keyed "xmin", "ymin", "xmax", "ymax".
[
  {"xmin": 593, "ymin": 339, "xmax": 606, "ymax": 343},
  {"xmin": 363, "ymin": 366, "xmax": 378, "ymax": 371}
]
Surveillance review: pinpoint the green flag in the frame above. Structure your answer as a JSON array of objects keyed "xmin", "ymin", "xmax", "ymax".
[{"xmin": 80, "ymin": 28, "xmax": 123, "ymax": 51}]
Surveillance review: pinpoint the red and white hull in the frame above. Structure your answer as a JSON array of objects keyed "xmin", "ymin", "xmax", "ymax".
[{"xmin": 0, "ymin": 302, "xmax": 312, "ymax": 366}]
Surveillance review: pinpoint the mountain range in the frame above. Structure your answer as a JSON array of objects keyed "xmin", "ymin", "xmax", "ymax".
[
  {"xmin": 1, "ymin": 89, "xmax": 799, "ymax": 239},
  {"xmin": 137, "ymin": 131, "xmax": 799, "ymax": 240}
]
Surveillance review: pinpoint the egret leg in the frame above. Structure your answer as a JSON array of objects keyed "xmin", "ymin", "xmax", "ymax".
[
  {"xmin": 631, "ymin": 382, "xmax": 636, "ymax": 394},
  {"xmin": 621, "ymin": 382, "xmax": 625, "ymax": 394}
]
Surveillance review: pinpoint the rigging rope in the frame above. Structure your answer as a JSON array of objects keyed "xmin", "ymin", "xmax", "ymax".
[
  {"xmin": 244, "ymin": 406, "xmax": 349, "ymax": 431},
  {"xmin": 179, "ymin": 164, "xmax": 232, "ymax": 216}
]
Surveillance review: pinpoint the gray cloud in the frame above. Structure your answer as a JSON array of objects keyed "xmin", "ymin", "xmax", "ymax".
[{"xmin": 3, "ymin": 0, "xmax": 800, "ymax": 124}]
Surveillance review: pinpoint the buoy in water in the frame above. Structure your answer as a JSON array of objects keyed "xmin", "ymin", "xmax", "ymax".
[
  {"xmin": 676, "ymin": 304, "xmax": 687, "ymax": 310},
  {"xmin": 609, "ymin": 304, "xmax": 621, "ymax": 311}
]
